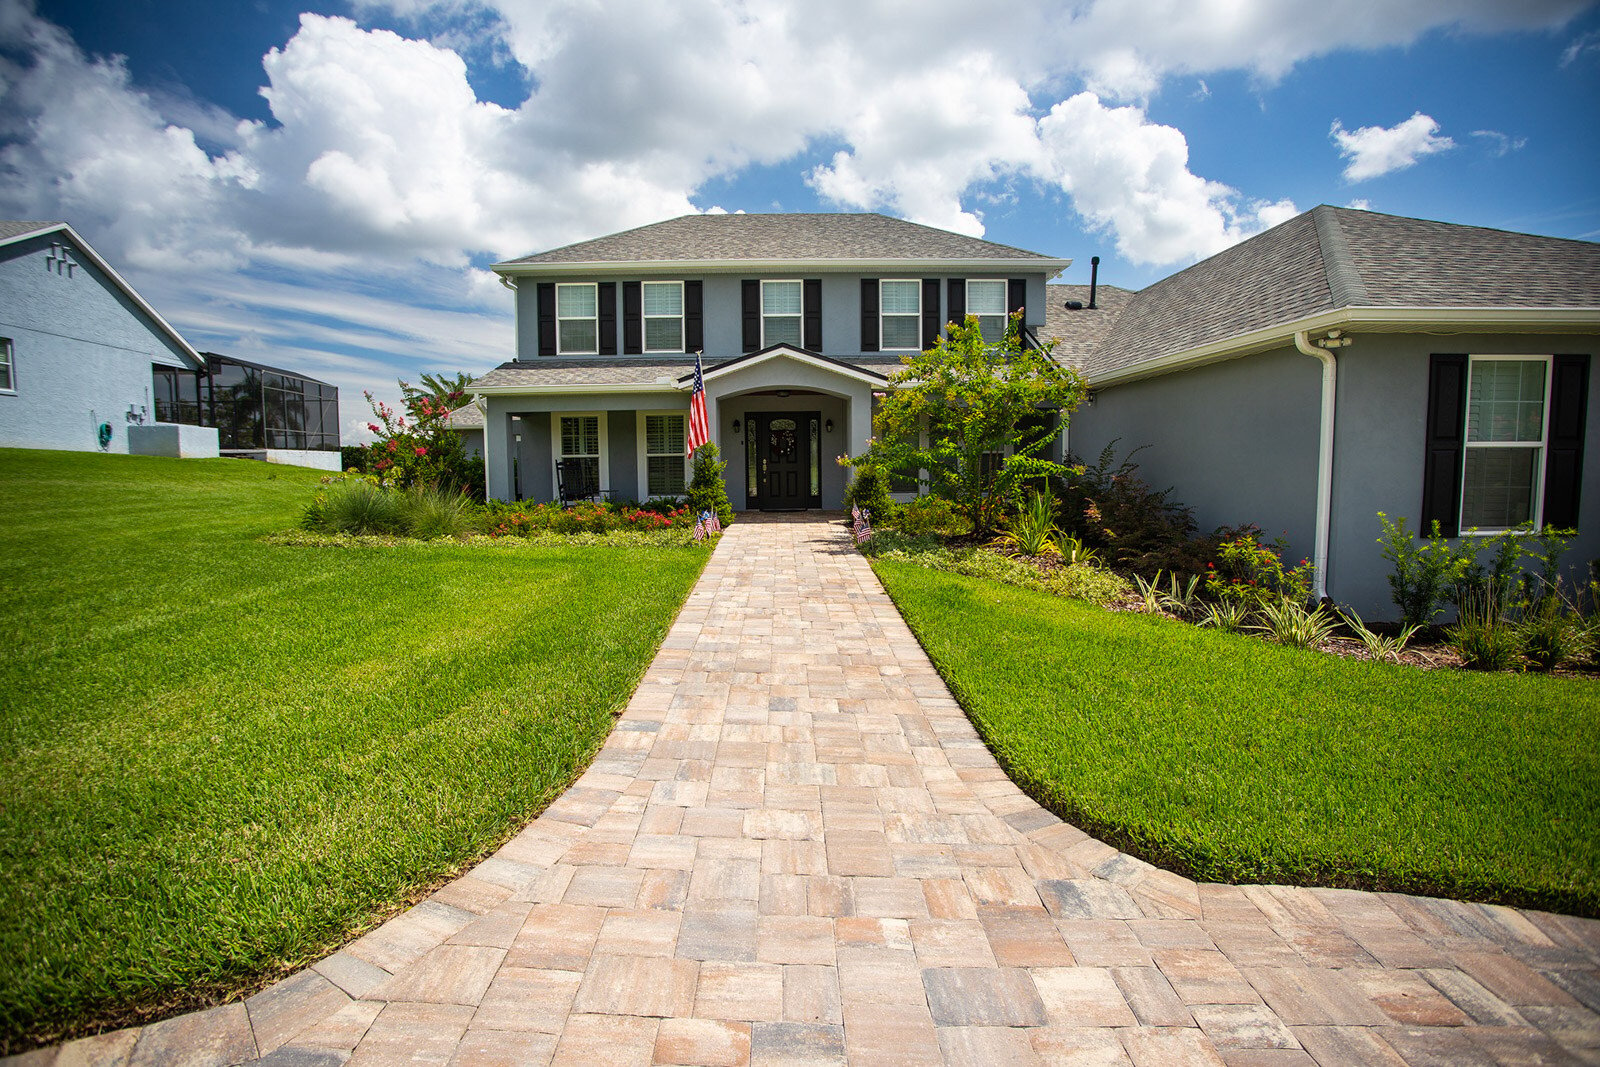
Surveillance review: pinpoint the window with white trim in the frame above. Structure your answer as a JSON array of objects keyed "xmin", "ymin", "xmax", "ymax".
[
  {"xmin": 643, "ymin": 281, "xmax": 684, "ymax": 353},
  {"xmin": 762, "ymin": 280, "xmax": 802, "ymax": 347},
  {"xmin": 0, "ymin": 337, "xmax": 13, "ymax": 392},
  {"xmin": 966, "ymin": 279, "xmax": 1007, "ymax": 341},
  {"xmin": 880, "ymin": 279, "xmax": 921, "ymax": 351},
  {"xmin": 1461, "ymin": 355, "xmax": 1549, "ymax": 531},
  {"xmin": 559, "ymin": 414, "xmax": 602, "ymax": 489},
  {"xmin": 644, "ymin": 413, "xmax": 687, "ymax": 496},
  {"xmin": 556, "ymin": 283, "xmax": 598, "ymax": 354}
]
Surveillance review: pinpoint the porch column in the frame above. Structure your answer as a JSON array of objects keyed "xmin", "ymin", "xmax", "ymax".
[{"xmin": 483, "ymin": 396, "xmax": 515, "ymax": 502}]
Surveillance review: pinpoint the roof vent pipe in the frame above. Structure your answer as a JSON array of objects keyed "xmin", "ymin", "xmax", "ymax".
[{"xmin": 1088, "ymin": 256, "xmax": 1100, "ymax": 309}]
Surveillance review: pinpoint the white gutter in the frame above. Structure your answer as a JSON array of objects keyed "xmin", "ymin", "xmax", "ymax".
[
  {"xmin": 471, "ymin": 381, "xmax": 688, "ymax": 396},
  {"xmin": 493, "ymin": 256, "xmax": 1073, "ymax": 278},
  {"xmin": 1293, "ymin": 329, "xmax": 1350, "ymax": 602}
]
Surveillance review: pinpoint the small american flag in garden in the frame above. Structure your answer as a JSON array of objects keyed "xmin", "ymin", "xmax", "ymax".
[
  {"xmin": 686, "ymin": 351, "xmax": 711, "ymax": 455},
  {"xmin": 852, "ymin": 507, "xmax": 872, "ymax": 545},
  {"xmin": 693, "ymin": 514, "xmax": 707, "ymax": 542},
  {"xmin": 705, "ymin": 509, "xmax": 721, "ymax": 534}
]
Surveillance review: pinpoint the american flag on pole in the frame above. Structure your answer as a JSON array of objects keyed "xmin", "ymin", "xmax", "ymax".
[{"xmin": 686, "ymin": 351, "xmax": 711, "ymax": 455}]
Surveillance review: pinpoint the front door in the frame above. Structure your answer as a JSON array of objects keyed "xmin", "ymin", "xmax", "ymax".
[{"xmin": 751, "ymin": 411, "xmax": 819, "ymax": 510}]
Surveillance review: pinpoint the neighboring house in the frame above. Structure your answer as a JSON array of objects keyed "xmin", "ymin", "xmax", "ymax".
[
  {"xmin": 0, "ymin": 220, "xmax": 340, "ymax": 469},
  {"xmin": 445, "ymin": 401, "xmax": 484, "ymax": 459},
  {"xmin": 1050, "ymin": 206, "xmax": 1600, "ymax": 618},
  {"xmin": 476, "ymin": 214, "xmax": 1068, "ymax": 509},
  {"xmin": 0, "ymin": 220, "xmax": 213, "ymax": 456}
]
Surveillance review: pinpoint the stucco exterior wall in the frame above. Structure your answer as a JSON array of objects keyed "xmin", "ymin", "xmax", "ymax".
[
  {"xmin": 1329, "ymin": 333, "xmax": 1600, "ymax": 618},
  {"xmin": 511, "ymin": 271, "xmax": 1050, "ymax": 363},
  {"xmin": 1069, "ymin": 345, "xmax": 1323, "ymax": 577},
  {"xmin": 1073, "ymin": 334, "xmax": 1600, "ymax": 620},
  {"xmin": 0, "ymin": 233, "xmax": 198, "ymax": 453},
  {"xmin": 128, "ymin": 423, "xmax": 219, "ymax": 459}
]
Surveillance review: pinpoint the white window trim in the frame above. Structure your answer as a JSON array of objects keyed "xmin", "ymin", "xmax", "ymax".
[
  {"xmin": 1459, "ymin": 353, "xmax": 1551, "ymax": 535},
  {"xmin": 642, "ymin": 280, "xmax": 685, "ymax": 354},
  {"xmin": 761, "ymin": 279, "xmax": 803, "ymax": 349},
  {"xmin": 880, "ymin": 278, "xmax": 922, "ymax": 352},
  {"xmin": 0, "ymin": 337, "xmax": 14, "ymax": 395},
  {"xmin": 551, "ymin": 411, "xmax": 609, "ymax": 495},
  {"xmin": 965, "ymin": 278, "xmax": 1008, "ymax": 341},
  {"xmin": 555, "ymin": 282, "xmax": 598, "ymax": 356},
  {"xmin": 635, "ymin": 409, "xmax": 691, "ymax": 500}
]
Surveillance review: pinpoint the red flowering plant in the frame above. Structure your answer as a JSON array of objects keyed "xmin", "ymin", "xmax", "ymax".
[
  {"xmin": 361, "ymin": 380, "xmax": 482, "ymax": 497},
  {"xmin": 1204, "ymin": 532, "xmax": 1316, "ymax": 606}
]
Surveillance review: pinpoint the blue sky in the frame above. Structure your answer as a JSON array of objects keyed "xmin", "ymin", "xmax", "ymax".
[{"xmin": 4, "ymin": 0, "xmax": 1598, "ymax": 440}]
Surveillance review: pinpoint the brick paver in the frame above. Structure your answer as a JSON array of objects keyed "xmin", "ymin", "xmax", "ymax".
[{"xmin": 20, "ymin": 516, "xmax": 1600, "ymax": 1065}]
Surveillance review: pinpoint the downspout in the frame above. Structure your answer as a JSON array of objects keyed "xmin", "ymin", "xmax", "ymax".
[{"xmin": 1293, "ymin": 329, "xmax": 1350, "ymax": 601}]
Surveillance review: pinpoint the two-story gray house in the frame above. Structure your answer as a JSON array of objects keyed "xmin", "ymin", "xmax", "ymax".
[{"xmin": 476, "ymin": 214, "xmax": 1069, "ymax": 509}]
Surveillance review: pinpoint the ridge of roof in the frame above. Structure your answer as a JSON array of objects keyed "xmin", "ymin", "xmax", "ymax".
[{"xmin": 1311, "ymin": 205, "xmax": 1368, "ymax": 308}]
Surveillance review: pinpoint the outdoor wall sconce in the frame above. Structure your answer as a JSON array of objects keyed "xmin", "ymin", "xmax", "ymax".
[
  {"xmin": 824, "ymin": 419, "xmax": 834, "ymax": 433},
  {"xmin": 731, "ymin": 418, "xmax": 741, "ymax": 435}
]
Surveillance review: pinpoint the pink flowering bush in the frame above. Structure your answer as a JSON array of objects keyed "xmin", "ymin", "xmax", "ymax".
[{"xmin": 360, "ymin": 384, "xmax": 483, "ymax": 498}]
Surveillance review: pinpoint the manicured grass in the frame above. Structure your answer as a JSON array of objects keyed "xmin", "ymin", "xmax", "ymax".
[
  {"xmin": 873, "ymin": 558, "xmax": 1600, "ymax": 917},
  {"xmin": 0, "ymin": 450, "xmax": 706, "ymax": 1051}
]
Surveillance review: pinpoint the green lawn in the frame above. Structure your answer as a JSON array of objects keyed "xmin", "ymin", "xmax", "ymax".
[
  {"xmin": 0, "ymin": 450, "xmax": 705, "ymax": 1051},
  {"xmin": 874, "ymin": 558, "xmax": 1600, "ymax": 917}
]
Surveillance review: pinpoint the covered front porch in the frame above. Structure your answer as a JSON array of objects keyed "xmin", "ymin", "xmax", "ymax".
[{"xmin": 474, "ymin": 345, "xmax": 882, "ymax": 511}]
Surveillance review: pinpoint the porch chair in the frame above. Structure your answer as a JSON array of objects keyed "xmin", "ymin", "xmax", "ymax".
[{"xmin": 556, "ymin": 458, "xmax": 603, "ymax": 505}]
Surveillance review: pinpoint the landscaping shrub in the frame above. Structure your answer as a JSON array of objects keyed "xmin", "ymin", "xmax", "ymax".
[
  {"xmin": 361, "ymin": 387, "xmax": 482, "ymax": 498},
  {"xmin": 990, "ymin": 488, "xmax": 1059, "ymax": 557},
  {"xmin": 894, "ymin": 495, "xmax": 971, "ymax": 538},
  {"xmin": 303, "ymin": 479, "xmax": 405, "ymax": 536},
  {"xmin": 858, "ymin": 529, "xmax": 945, "ymax": 557},
  {"xmin": 1251, "ymin": 597, "xmax": 1340, "ymax": 650},
  {"xmin": 687, "ymin": 443, "xmax": 735, "ymax": 526},
  {"xmin": 1197, "ymin": 600, "xmax": 1252, "ymax": 634},
  {"xmin": 1205, "ymin": 531, "xmax": 1314, "ymax": 606},
  {"xmin": 1520, "ymin": 591, "xmax": 1581, "ymax": 671},
  {"xmin": 1378, "ymin": 512, "xmax": 1471, "ymax": 626},
  {"xmin": 1045, "ymin": 562, "xmax": 1133, "ymax": 606},
  {"xmin": 1448, "ymin": 585, "xmax": 1526, "ymax": 670},
  {"xmin": 1056, "ymin": 532, "xmax": 1102, "ymax": 568},
  {"xmin": 400, "ymin": 485, "xmax": 476, "ymax": 539},
  {"xmin": 1058, "ymin": 442, "xmax": 1211, "ymax": 578},
  {"xmin": 1338, "ymin": 608, "xmax": 1421, "ymax": 663},
  {"xmin": 842, "ymin": 463, "xmax": 896, "ymax": 524}
]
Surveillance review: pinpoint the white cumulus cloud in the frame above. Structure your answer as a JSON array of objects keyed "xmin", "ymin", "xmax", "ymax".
[{"xmin": 1330, "ymin": 112, "xmax": 1456, "ymax": 182}]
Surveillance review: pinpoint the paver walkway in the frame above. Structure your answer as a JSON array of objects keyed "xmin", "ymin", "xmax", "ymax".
[{"xmin": 29, "ymin": 516, "xmax": 1600, "ymax": 1066}]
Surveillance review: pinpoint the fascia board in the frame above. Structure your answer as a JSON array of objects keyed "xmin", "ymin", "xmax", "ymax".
[
  {"xmin": 471, "ymin": 382, "xmax": 689, "ymax": 396},
  {"xmin": 694, "ymin": 347, "xmax": 889, "ymax": 386},
  {"xmin": 492, "ymin": 257, "xmax": 1072, "ymax": 277},
  {"xmin": 3, "ymin": 222, "xmax": 205, "ymax": 367},
  {"xmin": 1088, "ymin": 306, "xmax": 1600, "ymax": 388}
]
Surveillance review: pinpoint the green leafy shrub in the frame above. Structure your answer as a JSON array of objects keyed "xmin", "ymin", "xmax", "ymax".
[
  {"xmin": 991, "ymin": 489, "xmax": 1059, "ymax": 557},
  {"xmin": 895, "ymin": 495, "xmax": 971, "ymax": 538},
  {"xmin": 1205, "ymin": 532, "xmax": 1314, "ymax": 606},
  {"xmin": 859, "ymin": 529, "xmax": 945, "ymax": 557},
  {"xmin": 303, "ymin": 480, "xmax": 405, "ymax": 535},
  {"xmin": 1057, "ymin": 533, "xmax": 1102, "ymax": 568},
  {"xmin": 842, "ymin": 464, "xmax": 896, "ymax": 524},
  {"xmin": 687, "ymin": 443, "xmax": 735, "ymax": 527},
  {"xmin": 1378, "ymin": 513, "xmax": 1472, "ymax": 627},
  {"xmin": 1058, "ymin": 442, "xmax": 1203, "ymax": 577},
  {"xmin": 1197, "ymin": 600, "xmax": 1253, "ymax": 634},
  {"xmin": 1520, "ymin": 591, "xmax": 1580, "ymax": 671},
  {"xmin": 1046, "ymin": 562, "xmax": 1133, "ymax": 606},
  {"xmin": 1337, "ymin": 608, "xmax": 1421, "ymax": 663},
  {"xmin": 1527, "ymin": 526, "xmax": 1577, "ymax": 604}
]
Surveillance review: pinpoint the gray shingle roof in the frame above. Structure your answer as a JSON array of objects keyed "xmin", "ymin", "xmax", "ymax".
[
  {"xmin": 0, "ymin": 220, "xmax": 64, "ymax": 243},
  {"xmin": 1042, "ymin": 284, "xmax": 1138, "ymax": 371},
  {"xmin": 471, "ymin": 358, "xmax": 695, "ymax": 390},
  {"xmin": 1083, "ymin": 206, "xmax": 1600, "ymax": 379},
  {"xmin": 445, "ymin": 403, "xmax": 484, "ymax": 429},
  {"xmin": 500, "ymin": 213, "xmax": 1059, "ymax": 266}
]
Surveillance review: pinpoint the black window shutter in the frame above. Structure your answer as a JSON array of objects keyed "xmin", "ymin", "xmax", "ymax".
[
  {"xmin": 1420, "ymin": 354, "xmax": 1468, "ymax": 537},
  {"xmin": 742, "ymin": 280, "xmax": 760, "ymax": 352},
  {"xmin": 1008, "ymin": 278, "xmax": 1027, "ymax": 324},
  {"xmin": 947, "ymin": 279, "xmax": 965, "ymax": 331},
  {"xmin": 684, "ymin": 281, "xmax": 703, "ymax": 352},
  {"xmin": 803, "ymin": 279, "xmax": 822, "ymax": 350},
  {"xmin": 1543, "ymin": 354, "xmax": 1590, "ymax": 529},
  {"xmin": 598, "ymin": 283, "xmax": 617, "ymax": 355},
  {"xmin": 537, "ymin": 282, "xmax": 556, "ymax": 356},
  {"xmin": 860, "ymin": 279, "xmax": 879, "ymax": 352},
  {"xmin": 921, "ymin": 278, "xmax": 941, "ymax": 350},
  {"xmin": 622, "ymin": 281, "xmax": 642, "ymax": 354}
]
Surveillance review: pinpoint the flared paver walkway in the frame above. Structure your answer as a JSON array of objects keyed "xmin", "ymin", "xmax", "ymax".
[{"xmin": 28, "ymin": 517, "xmax": 1600, "ymax": 1066}]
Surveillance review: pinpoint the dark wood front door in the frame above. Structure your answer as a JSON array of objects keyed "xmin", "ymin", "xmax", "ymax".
[{"xmin": 750, "ymin": 411, "xmax": 819, "ymax": 510}]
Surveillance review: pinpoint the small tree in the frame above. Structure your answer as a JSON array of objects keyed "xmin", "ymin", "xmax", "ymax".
[
  {"xmin": 853, "ymin": 312, "xmax": 1085, "ymax": 532},
  {"xmin": 363, "ymin": 387, "xmax": 483, "ymax": 498},
  {"xmin": 687, "ymin": 442, "xmax": 735, "ymax": 526},
  {"xmin": 399, "ymin": 372, "xmax": 475, "ymax": 421}
]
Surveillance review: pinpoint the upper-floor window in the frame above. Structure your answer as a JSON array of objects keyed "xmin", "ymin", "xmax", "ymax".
[
  {"xmin": 643, "ymin": 281, "xmax": 684, "ymax": 353},
  {"xmin": 556, "ymin": 283, "xmax": 598, "ymax": 354},
  {"xmin": 762, "ymin": 280, "xmax": 802, "ymax": 347},
  {"xmin": 880, "ymin": 279, "xmax": 921, "ymax": 351},
  {"xmin": 966, "ymin": 279, "xmax": 1007, "ymax": 341},
  {"xmin": 1462, "ymin": 355, "xmax": 1549, "ymax": 531},
  {"xmin": 0, "ymin": 338, "xmax": 13, "ymax": 392}
]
